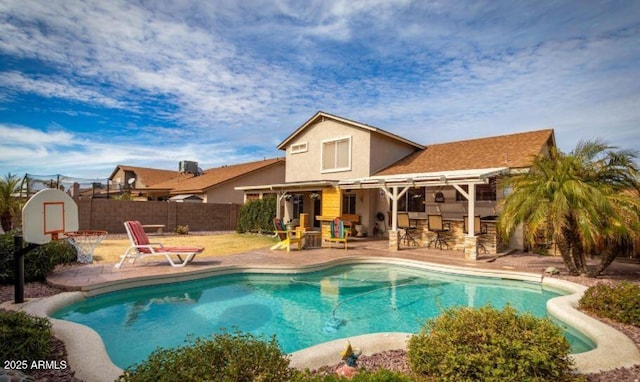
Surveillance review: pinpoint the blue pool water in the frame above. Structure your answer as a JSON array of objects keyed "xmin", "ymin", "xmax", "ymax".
[{"xmin": 52, "ymin": 264, "xmax": 594, "ymax": 369}]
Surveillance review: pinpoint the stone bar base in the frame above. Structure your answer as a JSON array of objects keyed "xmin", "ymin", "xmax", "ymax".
[
  {"xmin": 388, "ymin": 230, "xmax": 399, "ymax": 251},
  {"xmin": 464, "ymin": 236, "xmax": 478, "ymax": 260}
]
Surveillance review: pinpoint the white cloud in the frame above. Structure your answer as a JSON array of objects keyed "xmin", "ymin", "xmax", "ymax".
[
  {"xmin": 0, "ymin": 124, "xmax": 74, "ymax": 146},
  {"xmin": 0, "ymin": 0, "xmax": 638, "ymax": 177},
  {"xmin": 0, "ymin": 72, "xmax": 126, "ymax": 108},
  {"xmin": 0, "ymin": 0, "xmax": 304, "ymax": 131},
  {"xmin": 0, "ymin": 122, "xmax": 275, "ymax": 178}
]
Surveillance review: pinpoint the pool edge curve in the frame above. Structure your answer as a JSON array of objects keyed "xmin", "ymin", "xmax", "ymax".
[{"xmin": 9, "ymin": 256, "xmax": 640, "ymax": 381}]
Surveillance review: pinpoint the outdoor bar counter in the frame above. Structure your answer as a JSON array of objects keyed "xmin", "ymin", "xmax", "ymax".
[
  {"xmin": 315, "ymin": 213, "xmax": 504, "ymax": 254},
  {"xmin": 410, "ymin": 216, "xmax": 505, "ymax": 255}
]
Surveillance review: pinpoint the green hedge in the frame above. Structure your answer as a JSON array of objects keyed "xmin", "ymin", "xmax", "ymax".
[
  {"xmin": 0, "ymin": 232, "xmax": 77, "ymax": 284},
  {"xmin": 579, "ymin": 282, "xmax": 640, "ymax": 326},
  {"xmin": 407, "ymin": 305, "xmax": 577, "ymax": 382},
  {"xmin": 0, "ymin": 309, "xmax": 52, "ymax": 365},
  {"xmin": 118, "ymin": 331, "xmax": 295, "ymax": 382},
  {"xmin": 118, "ymin": 329, "xmax": 418, "ymax": 382},
  {"xmin": 237, "ymin": 196, "xmax": 277, "ymax": 234}
]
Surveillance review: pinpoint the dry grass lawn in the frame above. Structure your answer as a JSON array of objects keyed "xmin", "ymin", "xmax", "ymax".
[{"xmin": 93, "ymin": 233, "xmax": 278, "ymax": 263}]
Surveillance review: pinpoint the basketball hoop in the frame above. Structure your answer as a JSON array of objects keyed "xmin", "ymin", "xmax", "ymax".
[{"xmin": 65, "ymin": 230, "xmax": 108, "ymax": 264}]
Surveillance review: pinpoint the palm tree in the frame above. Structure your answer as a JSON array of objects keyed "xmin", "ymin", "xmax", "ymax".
[
  {"xmin": 0, "ymin": 172, "xmax": 23, "ymax": 233},
  {"xmin": 498, "ymin": 140, "xmax": 640, "ymax": 276}
]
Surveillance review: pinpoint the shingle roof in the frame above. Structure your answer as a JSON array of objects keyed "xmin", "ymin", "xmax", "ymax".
[
  {"xmin": 109, "ymin": 165, "xmax": 178, "ymax": 187},
  {"xmin": 376, "ymin": 129, "xmax": 555, "ymax": 176},
  {"xmin": 149, "ymin": 158, "xmax": 285, "ymax": 194}
]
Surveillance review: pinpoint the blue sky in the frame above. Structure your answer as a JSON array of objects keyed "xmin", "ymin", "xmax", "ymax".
[{"xmin": 1, "ymin": 0, "xmax": 639, "ymax": 179}]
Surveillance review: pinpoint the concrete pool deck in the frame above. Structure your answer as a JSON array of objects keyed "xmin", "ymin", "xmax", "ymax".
[{"xmin": 4, "ymin": 238, "xmax": 640, "ymax": 381}]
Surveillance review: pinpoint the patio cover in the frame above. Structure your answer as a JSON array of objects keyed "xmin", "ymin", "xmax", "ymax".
[
  {"xmin": 236, "ymin": 180, "xmax": 338, "ymax": 193},
  {"xmin": 338, "ymin": 167, "xmax": 509, "ymax": 236},
  {"xmin": 236, "ymin": 180, "xmax": 338, "ymax": 218},
  {"xmin": 236, "ymin": 167, "xmax": 509, "ymax": 237}
]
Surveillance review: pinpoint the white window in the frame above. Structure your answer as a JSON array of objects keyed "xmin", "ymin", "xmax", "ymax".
[
  {"xmin": 321, "ymin": 136, "xmax": 351, "ymax": 172},
  {"xmin": 291, "ymin": 141, "xmax": 308, "ymax": 154}
]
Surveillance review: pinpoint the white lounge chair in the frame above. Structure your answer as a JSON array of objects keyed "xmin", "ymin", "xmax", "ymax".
[{"xmin": 115, "ymin": 220, "xmax": 203, "ymax": 268}]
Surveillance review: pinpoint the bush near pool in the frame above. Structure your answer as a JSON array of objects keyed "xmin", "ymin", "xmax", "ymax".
[
  {"xmin": 579, "ymin": 281, "xmax": 640, "ymax": 326},
  {"xmin": 407, "ymin": 305, "xmax": 579, "ymax": 382}
]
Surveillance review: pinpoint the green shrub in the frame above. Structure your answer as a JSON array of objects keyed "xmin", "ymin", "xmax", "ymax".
[
  {"xmin": 118, "ymin": 331, "xmax": 295, "ymax": 382},
  {"xmin": 174, "ymin": 225, "xmax": 190, "ymax": 235},
  {"xmin": 407, "ymin": 305, "xmax": 576, "ymax": 382},
  {"xmin": 0, "ymin": 233, "xmax": 11, "ymax": 281},
  {"xmin": 24, "ymin": 239, "xmax": 76, "ymax": 281},
  {"xmin": 237, "ymin": 196, "xmax": 276, "ymax": 233},
  {"xmin": 293, "ymin": 369, "xmax": 416, "ymax": 382},
  {"xmin": 0, "ymin": 309, "xmax": 52, "ymax": 364},
  {"xmin": 579, "ymin": 282, "xmax": 640, "ymax": 326},
  {"xmin": 0, "ymin": 233, "xmax": 77, "ymax": 284}
]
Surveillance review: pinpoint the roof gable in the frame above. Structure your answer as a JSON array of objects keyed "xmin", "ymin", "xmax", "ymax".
[
  {"xmin": 109, "ymin": 165, "xmax": 178, "ymax": 186},
  {"xmin": 277, "ymin": 111, "xmax": 423, "ymax": 151},
  {"xmin": 151, "ymin": 158, "xmax": 285, "ymax": 194},
  {"xmin": 376, "ymin": 129, "xmax": 555, "ymax": 176}
]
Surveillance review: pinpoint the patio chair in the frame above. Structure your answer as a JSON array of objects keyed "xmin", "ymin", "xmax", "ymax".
[
  {"xmin": 327, "ymin": 217, "xmax": 348, "ymax": 250},
  {"xmin": 115, "ymin": 221, "xmax": 203, "ymax": 268},
  {"xmin": 271, "ymin": 218, "xmax": 303, "ymax": 252},
  {"xmin": 427, "ymin": 215, "xmax": 451, "ymax": 250}
]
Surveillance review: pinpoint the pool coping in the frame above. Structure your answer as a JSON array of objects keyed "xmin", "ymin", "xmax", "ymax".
[{"xmin": 7, "ymin": 256, "xmax": 640, "ymax": 381}]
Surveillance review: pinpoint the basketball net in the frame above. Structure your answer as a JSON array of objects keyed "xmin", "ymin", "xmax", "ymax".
[{"xmin": 65, "ymin": 230, "xmax": 108, "ymax": 264}]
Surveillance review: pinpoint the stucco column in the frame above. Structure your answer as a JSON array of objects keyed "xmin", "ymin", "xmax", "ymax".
[
  {"xmin": 388, "ymin": 230, "xmax": 400, "ymax": 251},
  {"xmin": 464, "ymin": 236, "xmax": 478, "ymax": 260}
]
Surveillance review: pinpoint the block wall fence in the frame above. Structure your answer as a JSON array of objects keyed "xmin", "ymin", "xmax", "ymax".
[{"xmin": 76, "ymin": 199, "xmax": 240, "ymax": 233}]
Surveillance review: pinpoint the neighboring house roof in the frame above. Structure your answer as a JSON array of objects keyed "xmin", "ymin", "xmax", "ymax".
[
  {"xmin": 149, "ymin": 158, "xmax": 285, "ymax": 195},
  {"xmin": 376, "ymin": 129, "xmax": 555, "ymax": 176},
  {"xmin": 277, "ymin": 111, "xmax": 424, "ymax": 151},
  {"xmin": 109, "ymin": 165, "xmax": 178, "ymax": 187}
]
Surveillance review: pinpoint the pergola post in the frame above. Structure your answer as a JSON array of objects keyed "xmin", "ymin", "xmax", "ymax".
[
  {"xmin": 276, "ymin": 192, "xmax": 290, "ymax": 219},
  {"xmin": 454, "ymin": 183, "xmax": 478, "ymax": 260},
  {"xmin": 380, "ymin": 185, "xmax": 410, "ymax": 251}
]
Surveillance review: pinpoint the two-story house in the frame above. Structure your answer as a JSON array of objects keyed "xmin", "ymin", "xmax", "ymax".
[
  {"xmin": 238, "ymin": 112, "xmax": 422, "ymax": 229},
  {"xmin": 237, "ymin": 111, "xmax": 555, "ymax": 259}
]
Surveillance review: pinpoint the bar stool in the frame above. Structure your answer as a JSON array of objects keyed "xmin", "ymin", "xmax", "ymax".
[
  {"xmin": 398, "ymin": 212, "xmax": 417, "ymax": 246},
  {"xmin": 427, "ymin": 215, "xmax": 450, "ymax": 249},
  {"xmin": 463, "ymin": 215, "xmax": 488, "ymax": 254}
]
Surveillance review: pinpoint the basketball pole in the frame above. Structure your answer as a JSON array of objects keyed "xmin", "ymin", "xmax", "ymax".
[{"xmin": 13, "ymin": 235, "xmax": 39, "ymax": 304}]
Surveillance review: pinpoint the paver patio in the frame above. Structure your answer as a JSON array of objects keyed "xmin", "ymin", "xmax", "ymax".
[{"xmin": 46, "ymin": 237, "xmax": 558, "ymax": 292}]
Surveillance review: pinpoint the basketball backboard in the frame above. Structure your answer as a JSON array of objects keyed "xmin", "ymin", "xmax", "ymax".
[{"xmin": 22, "ymin": 188, "xmax": 79, "ymax": 245}]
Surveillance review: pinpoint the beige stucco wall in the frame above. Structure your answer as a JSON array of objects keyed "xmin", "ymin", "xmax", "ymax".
[
  {"xmin": 285, "ymin": 119, "xmax": 370, "ymax": 181},
  {"xmin": 204, "ymin": 162, "xmax": 286, "ymax": 204},
  {"xmin": 369, "ymin": 133, "xmax": 417, "ymax": 174},
  {"xmin": 284, "ymin": 120, "xmax": 417, "ymax": 182},
  {"xmin": 361, "ymin": 188, "xmax": 381, "ymax": 236}
]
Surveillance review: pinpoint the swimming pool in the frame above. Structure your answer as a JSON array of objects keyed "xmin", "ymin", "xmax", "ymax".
[{"xmin": 52, "ymin": 263, "xmax": 594, "ymax": 369}]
